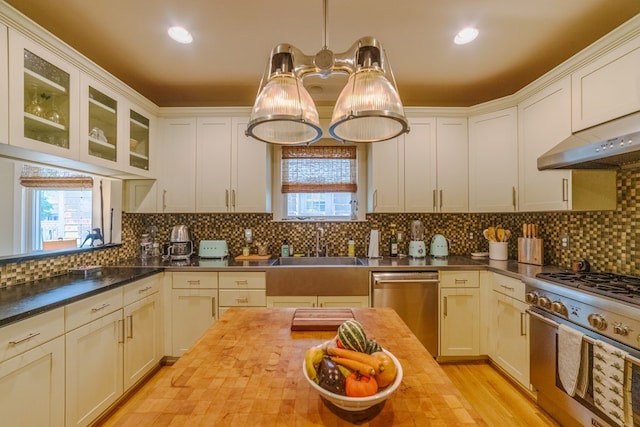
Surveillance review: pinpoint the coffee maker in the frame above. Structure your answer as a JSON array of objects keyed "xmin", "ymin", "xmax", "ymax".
[
  {"xmin": 166, "ymin": 225, "xmax": 194, "ymax": 261},
  {"xmin": 408, "ymin": 220, "xmax": 426, "ymax": 258}
]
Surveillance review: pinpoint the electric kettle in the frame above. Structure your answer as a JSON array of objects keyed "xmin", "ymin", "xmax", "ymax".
[{"xmin": 429, "ymin": 234, "xmax": 449, "ymax": 258}]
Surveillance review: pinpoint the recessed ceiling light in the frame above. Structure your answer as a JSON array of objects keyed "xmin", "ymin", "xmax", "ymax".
[
  {"xmin": 168, "ymin": 26, "xmax": 193, "ymax": 44},
  {"xmin": 454, "ymin": 27, "xmax": 479, "ymax": 45}
]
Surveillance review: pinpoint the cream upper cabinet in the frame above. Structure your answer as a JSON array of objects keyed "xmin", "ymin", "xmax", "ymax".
[
  {"xmin": 572, "ymin": 34, "xmax": 640, "ymax": 132},
  {"xmin": 435, "ymin": 117, "xmax": 468, "ymax": 212},
  {"xmin": 469, "ymin": 108, "xmax": 518, "ymax": 212},
  {"xmin": 518, "ymin": 77, "xmax": 616, "ymax": 211},
  {"xmin": 156, "ymin": 117, "xmax": 197, "ymax": 212},
  {"xmin": 367, "ymin": 136, "xmax": 404, "ymax": 212},
  {"xmin": 404, "ymin": 117, "xmax": 437, "ymax": 212},
  {"xmin": 231, "ymin": 117, "xmax": 271, "ymax": 212},
  {"xmin": 196, "ymin": 117, "xmax": 232, "ymax": 212},
  {"xmin": 0, "ymin": 23, "xmax": 8, "ymax": 146},
  {"xmin": 8, "ymin": 28, "xmax": 80, "ymax": 160}
]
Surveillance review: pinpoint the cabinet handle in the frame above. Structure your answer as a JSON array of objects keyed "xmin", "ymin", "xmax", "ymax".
[
  {"xmin": 432, "ymin": 190, "xmax": 437, "ymax": 210},
  {"xmin": 9, "ymin": 332, "xmax": 40, "ymax": 345},
  {"xmin": 562, "ymin": 178, "xmax": 569, "ymax": 202},
  {"xmin": 187, "ymin": 280, "xmax": 200, "ymax": 286},
  {"xmin": 512, "ymin": 186, "xmax": 516, "ymax": 210},
  {"xmin": 234, "ymin": 280, "xmax": 249, "ymax": 286},
  {"xmin": 373, "ymin": 190, "xmax": 378, "ymax": 211},
  {"xmin": 127, "ymin": 315, "xmax": 134, "ymax": 339},
  {"xmin": 443, "ymin": 296, "xmax": 448, "ymax": 317},
  {"xmin": 236, "ymin": 297, "xmax": 249, "ymax": 304},
  {"xmin": 138, "ymin": 286, "xmax": 152, "ymax": 294},
  {"xmin": 454, "ymin": 279, "xmax": 468, "ymax": 284},
  {"xmin": 439, "ymin": 190, "xmax": 443, "ymax": 210},
  {"xmin": 232, "ymin": 190, "xmax": 236, "ymax": 209},
  {"xmin": 118, "ymin": 319, "xmax": 125, "ymax": 344},
  {"xmin": 500, "ymin": 284, "xmax": 515, "ymax": 291},
  {"xmin": 520, "ymin": 312, "xmax": 526, "ymax": 336},
  {"xmin": 162, "ymin": 190, "xmax": 167, "ymax": 212},
  {"xmin": 91, "ymin": 303, "xmax": 110, "ymax": 313},
  {"xmin": 225, "ymin": 189, "xmax": 229, "ymax": 208},
  {"xmin": 211, "ymin": 297, "xmax": 216, "ymax": 319}
]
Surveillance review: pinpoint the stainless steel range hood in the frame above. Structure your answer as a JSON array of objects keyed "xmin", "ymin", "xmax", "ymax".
[{"xmin": 537, "ymin": 111, "xmax": 640, "ymax": 170}]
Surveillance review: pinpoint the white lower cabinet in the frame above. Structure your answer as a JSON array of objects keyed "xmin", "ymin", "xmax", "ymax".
[
  {"xmin": 439, "ymin": 271, "xmax": 480, "ymax": 357},
  {"xmin": 171, "ymin": 272, "xmax": 218, "ymax": 356},
  {"xmin": 266, "ymin": 295, "xmax": 369, "ymax": 308},
  {"xmin": 490, "ymin": 273, "xmax": 530, "ymax": 390},
  {"xmin": 0, "ymin": 308, "xmax": 65, "ymax": 427},
  {"xmin": 218, "ymin": 272, "xmax": 266, "ymax": 317}
]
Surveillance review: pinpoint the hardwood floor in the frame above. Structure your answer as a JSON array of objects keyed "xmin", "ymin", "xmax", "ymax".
[{"xmin": 440, "ymin": 362, "xmax": 560, "ymax": 427}]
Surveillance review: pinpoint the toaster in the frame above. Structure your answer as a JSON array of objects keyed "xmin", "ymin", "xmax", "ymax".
[{"xmin": 199, "ymin": 240, "xmax": 228, "ymax": 258}]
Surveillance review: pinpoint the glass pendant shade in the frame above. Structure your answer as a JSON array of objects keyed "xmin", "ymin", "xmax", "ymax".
[
  {"xmin": 329, "ymin": 67, "xmax": 408, "ymax": 143},
  {"xmin": 247, "ymin": 74, "xmax": 322, "ymax": 145}
]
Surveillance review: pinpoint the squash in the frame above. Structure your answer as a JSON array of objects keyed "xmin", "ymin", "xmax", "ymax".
[{"xmin": 337, "ymin": 320, "xmax": 368, "ymax": 353}]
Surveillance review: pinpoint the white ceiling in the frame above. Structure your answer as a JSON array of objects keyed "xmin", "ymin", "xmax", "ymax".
[{"xmin": 6, "ymin": 0, "xmax": 640, "ymax": 108}]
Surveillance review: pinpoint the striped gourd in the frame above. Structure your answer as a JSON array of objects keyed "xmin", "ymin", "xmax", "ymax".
[{"xmin": 337, "ymin": 320, "xmax": 368, "ymax": 353}]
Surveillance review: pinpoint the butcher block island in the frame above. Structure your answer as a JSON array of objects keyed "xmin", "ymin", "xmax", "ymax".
[{"xmin": 103, "ymin": 308, "xmax": 483, "ymax": 426}]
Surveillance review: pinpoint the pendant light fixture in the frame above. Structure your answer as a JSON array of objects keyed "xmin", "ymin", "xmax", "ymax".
[{"xmin": 246, "ymin": 0, "xmax": 409, "ymax": 145}]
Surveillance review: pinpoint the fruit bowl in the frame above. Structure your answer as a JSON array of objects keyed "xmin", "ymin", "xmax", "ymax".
[{"xmin": 302, "ymin": 348, "xmax": 403, "ymax": 411}]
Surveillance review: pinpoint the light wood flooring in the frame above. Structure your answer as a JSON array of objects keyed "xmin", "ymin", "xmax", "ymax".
[{"xmin": 440, "ymin": 362, "xmax": 560, "ymax": 426}]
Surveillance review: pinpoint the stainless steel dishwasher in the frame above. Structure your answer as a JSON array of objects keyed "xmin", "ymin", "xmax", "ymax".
[{"xmin": 371, "ymin": 271, "xmax": 439, "ymax": 356}]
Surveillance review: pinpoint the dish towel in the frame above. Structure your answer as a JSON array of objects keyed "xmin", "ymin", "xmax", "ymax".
[
  {"xmin": 593, "ymin": 340, "xmax": 628, "ymax": 426},
  {"xmin": 558, "ymin": 324, "xmax": 585, "ymax": 396},
  {"xmin": 576, "ymin": 338, "xmax": 590, "ymax": 398}
]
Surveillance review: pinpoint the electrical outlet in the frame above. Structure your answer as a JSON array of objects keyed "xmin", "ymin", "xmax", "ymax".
[
  {"xmin": 560, "ymin": 234, "xmax": 570, "ymax": 249},
  {"xmin": 469, "ymin": 232, "xmax": 474, "ymax": 240}
]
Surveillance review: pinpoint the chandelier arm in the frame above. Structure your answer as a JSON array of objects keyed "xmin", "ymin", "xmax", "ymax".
[{"xmin": 322, "ymin": 0, "xmax": 328, "ymax": 49}]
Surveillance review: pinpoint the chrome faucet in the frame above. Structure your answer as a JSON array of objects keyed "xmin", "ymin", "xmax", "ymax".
[{"xmin": 315, "ymin": 227, "xmax": 325, "ymax": 257}]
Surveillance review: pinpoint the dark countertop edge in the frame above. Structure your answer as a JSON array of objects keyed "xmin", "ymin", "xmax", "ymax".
[{"xmin": 0, "ymin": 267, "xmax": 163, "ymax": 328}]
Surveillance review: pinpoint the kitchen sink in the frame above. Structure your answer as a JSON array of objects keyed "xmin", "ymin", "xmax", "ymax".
[{"xmin": 274, "ymin": 256, "xmax": 367, "ymax": 266}]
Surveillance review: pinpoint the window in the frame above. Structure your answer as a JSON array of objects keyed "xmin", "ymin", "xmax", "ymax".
[
  {"xmin": 20, "ymin": 165, "xmax": 94, "ymax": 251},
  {"xmin": 281, "ymin": 145, "xmax": 359, "ymax": 220}
]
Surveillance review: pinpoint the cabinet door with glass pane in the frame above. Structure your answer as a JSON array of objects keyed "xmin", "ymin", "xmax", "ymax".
[
  {"xmin": 8, "ymin": 29, "xmax": 79, "ymax": 159},
  {"xmin": 123, "ymin": 105, "xmax": 153, "ymax": 177},
  {"xmin": 80, "ymin": 76, "xmax": 120, "ymax": 169}
]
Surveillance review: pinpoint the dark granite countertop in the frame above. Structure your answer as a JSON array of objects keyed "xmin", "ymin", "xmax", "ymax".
[{"xmin": 0, "ymin": 266, "xmax": 162, "ymax": 327}]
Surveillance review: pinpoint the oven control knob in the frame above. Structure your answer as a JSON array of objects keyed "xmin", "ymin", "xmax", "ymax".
[
  {"xmin": 525, "ymin": 292, "xmax": 538, "ymax": 304},
  {"xmin": 537, "ymin": 296, "xmax": 551, "ymax": 309},
  {"xmin": 588, "ymin": 313, "xmax": 608, "ymax": 331},
  {"xmin": 613, "ymin": 323, "xmax": 630, "ymax": 336},
  {"xmin": 550, "ymin": 301, "xmax": 568, "ymax": 317}
]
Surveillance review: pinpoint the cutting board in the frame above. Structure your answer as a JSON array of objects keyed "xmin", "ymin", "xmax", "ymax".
[
  {"xmin": 234, "ymin": 254, "xmax": 272, "ymax": 261},
  {"xmin": 291, "ymin": 308, "xmax": 355, "ymax": 331}
]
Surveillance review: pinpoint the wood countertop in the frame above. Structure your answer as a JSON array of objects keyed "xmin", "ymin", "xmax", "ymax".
[{"xmin": 104, "ymin": 308, "xmax": 486, "ymax": 426}]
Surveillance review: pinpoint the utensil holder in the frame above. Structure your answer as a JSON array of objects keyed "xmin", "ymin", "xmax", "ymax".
[
  {"xmin": 489, "ymin": 242, "xmax": 508, "ymax": 260},
  {"xmin": 517, "ymin": 238, "xmax": 544, "ymax": 265}
]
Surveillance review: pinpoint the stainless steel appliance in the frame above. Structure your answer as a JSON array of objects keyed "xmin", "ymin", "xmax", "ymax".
[
  {"xmin": 524, "ymin": 271, "xmax": 640, "ymax": 427},
  {"xmin": 408, "ymin": 220, "xmax": 426, "ymax": 258},
  {"xmin": 166, "ymin": 224, "xmax": 194, "ymax": 261},
  {"xmin": 372, "ymin": 271, "xmax": 439, "ymax": 355}
]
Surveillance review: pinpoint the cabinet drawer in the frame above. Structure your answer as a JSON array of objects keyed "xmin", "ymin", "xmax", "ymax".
[
  {"xmin": 124, "ymin": 274, "xmax": 161, "ymax": 306},
  {"xmin": 219, "ymin": 289, "xmax": 266, "ymax": 307},
  {"xmin": 440, "ymin": 271, "xmax": 479, "ymax": 288},
  {"xmin": 492, "ymin": 273, "xmax": 525, "ymax": 301},
  {"xmin": 0, "ymin": 307, "xmax": 64, "ymax": 362},
  {"xmin": 65, "ymin": 287, "xmax": 123, "ymax": 332},
  {"xmin": 172, "ymin": 272, "xmax": 218, "ymax": 289},
  {"xmin": 219, "ymin": 272, "xmax": 266, "ymax": 289}
]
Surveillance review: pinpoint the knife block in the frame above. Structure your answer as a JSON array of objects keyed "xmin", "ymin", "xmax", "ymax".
[{"xmin": 518, "ymin": 238, "xmax": 544, "ymax": 265}]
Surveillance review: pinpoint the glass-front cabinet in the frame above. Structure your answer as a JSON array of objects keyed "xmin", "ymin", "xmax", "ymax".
[
  {"xmin": 127, "ymin": 108, "xmax": 151, "ymax": 174},
  {"xmin": 8, "ymin": 29, "xmax": 79, "ymax": 159},
  {"xmin": 79, "ymin": 76, "xmax": 119, "ymax": 168}
]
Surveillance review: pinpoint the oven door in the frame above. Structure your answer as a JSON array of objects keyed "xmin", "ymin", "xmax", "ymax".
[{"xmin": 529, "ymin": 308, "xmax": 640, "ymax": 427}]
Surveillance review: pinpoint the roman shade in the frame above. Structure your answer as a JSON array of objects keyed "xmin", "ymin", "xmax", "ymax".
[{"xmin": 281, "ymin": 145, "xmax": 357, "ymax": 193}]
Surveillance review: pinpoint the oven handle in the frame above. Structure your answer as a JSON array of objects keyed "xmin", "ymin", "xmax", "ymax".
[{"xmin": 527, "ymin": 309, "xmax": 640, "ymax": 366}]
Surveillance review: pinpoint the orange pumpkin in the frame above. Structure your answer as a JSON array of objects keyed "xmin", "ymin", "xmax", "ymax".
[{"xmin": 345, "ymin": 372, "xmax": 378, "ymax": 397}]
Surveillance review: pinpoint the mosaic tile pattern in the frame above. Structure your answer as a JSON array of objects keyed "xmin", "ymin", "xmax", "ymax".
[{"xmin": 3, "ymin": 168, "xmax": 638, "ymax": 286}]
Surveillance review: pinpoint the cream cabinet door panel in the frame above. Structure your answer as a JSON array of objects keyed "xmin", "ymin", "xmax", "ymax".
[
  {"xmin": 469, "ymin": 108, "xmax": 518, "ymax": 212},
  {"xmin": 266, "ymin": 295, "xmax": 317, "ymax": 308},
  {"xmin": 0, "ymin": 23, "xmax": 8, "ymax": 145},
  {"xmin": 0, "ymin": 335, "xmax": 64, "ymax": 427},
  {"xmin": 124, "ymin": 292, "xmax": 161, "ymax": 390},
  {"xmin": 171, "ymin": 289, "xmax": 217, "ymax": 356},
  {"xmin": 318, "ymin": 296, "xmax": 369, "ymax": 308},
  {"xmin": 231, "ymin": 117, "xmax": 270, "ymax": 212},
  {"xmin": 368, "ymin": 137, "xmax": 404, "ymax": 212},
  {"xmin": 440, "ymin": 288, "xmax": 480, "ymax": 356},
  {"xmin": 436, "ymin": 118, "xmax": 468, "ymax": 212},
  {"xmin": 196, "ymin": 117, "xmax": 232, "ymax": 212},
  {"xmin": 404, "ymin": 117, "xmax": 437, "ymax": 212},
  {"xmin": 156, "ymin": 118, "xmax": 196, "ymax": 212},
  {"xmin": 494, "ymin": 293, "xmax": 530, "ymax": 389}
]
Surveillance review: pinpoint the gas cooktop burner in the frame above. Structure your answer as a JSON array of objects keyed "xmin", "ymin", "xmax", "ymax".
[{"xmin": 536, "ymin": 271, "xmax": 640, "ymax": 304}]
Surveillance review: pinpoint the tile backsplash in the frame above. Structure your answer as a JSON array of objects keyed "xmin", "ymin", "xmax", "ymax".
[{"xmin": 2, "ymin": 168, "xmax": 637, "ymax": 286}]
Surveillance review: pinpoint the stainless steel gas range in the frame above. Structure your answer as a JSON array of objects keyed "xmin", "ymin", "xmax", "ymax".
[{"xmin": 523, "ymin": 271, "xmax": 640, "ymax": 427}]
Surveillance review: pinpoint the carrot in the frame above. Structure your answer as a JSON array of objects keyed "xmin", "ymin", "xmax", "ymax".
[
  {"xmin": 330, "ymin": 356, "xmax": 376, "ymax": 377},
  {"xmin": 327, "ymin": 347, "xmax": 384, "ymax": 374}
]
